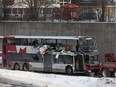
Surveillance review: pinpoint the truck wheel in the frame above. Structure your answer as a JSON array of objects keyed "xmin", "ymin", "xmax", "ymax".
[
  {"xmin": 102, "ymin": 69, "xmax": 110, "ymax": 77},
  {"xmin": 113, "ymin": 69, "xmax": 116, "ymax": 77},
  {"xmin": 23, "ymin": 64, "xmax": 29, "ymax": 71},
  {"xmin": 66, "ymin": 66, "xmax": 73, "ymax": 75},
  {"xmin": 14, "ymin": 63, "xmax": 20, "ymax": 70}
]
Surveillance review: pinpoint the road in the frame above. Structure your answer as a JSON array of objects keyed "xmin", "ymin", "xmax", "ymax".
[{"xmin": 0, "ymin": 77, "xmax": 39, "ymax": 87}]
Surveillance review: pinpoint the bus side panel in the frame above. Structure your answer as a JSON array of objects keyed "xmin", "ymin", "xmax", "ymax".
[
  {"xmin": 52, "ymin": 55, "xmax": 73, "ymax": 73},
  {"xmin": 29, "ymin": 62, "xmax": 43, "ymax": 71},
  {"xmin": 43, "ymin": 53, "xmax": 52, "ymax": 72},
  {"xmin": 29, "ymin": 53, "xmax": 44, "ymax": 71}
]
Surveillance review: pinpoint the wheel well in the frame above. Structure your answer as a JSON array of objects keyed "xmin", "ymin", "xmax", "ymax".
[
  {"xmin": 101, "ymin": 68, "xmax": 109, "ymax": 74},
  {"xmin": 22, "ymin": 63, "xmax": 29, "ymax": 70},
  {"xmin": 101, "ymin": 68, "xmax": 109, "ymax": 71},
  {"xmin": 23, "ymin": 63, "xmax": 28, "ymax": 67},
  {"xmin": 14, "ymin": 63, "xmax": 19, "ymax": 67},
  {"xmin": 66, "ymin": 65, "xmax": 72, "ymax": 70},
  {"xmin": 14, "ymin": 63, "xmax": 20, "ymax": 69},
  {"xmin": 65, "ymin": 65, "xmax": 73, "ymax": 75}
]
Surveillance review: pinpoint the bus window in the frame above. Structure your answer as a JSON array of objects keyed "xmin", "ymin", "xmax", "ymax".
[
  {"xmin": 8, "ymin": 53, "xmax": 13, "ymax": 61},
  {"xmin": 67, "ymin": 40, "xmax": 77, "ymax": 51},
  {"xmin": 56, "ymin": 43, "xmax": 65, "ymax": 52},
  {"xmin": 36, "ymin": 54, "xmax": 43, "ymax": 63},
  {"xmin": 58, "ymin": 55, "xmax": 73, "ymax": 64},
  {"xmin": 32, "ymin": 54, "xmax": 43, "ymax": 63},
  {"xmin": 32, "ymin": 54, "xmax": 39, "ymax": 61},
  {"xmin": 22, "ymin": 54, "xmax": 32, "ymax": 62},
  {"xmin": 12, "ymin": 54, "xmax": 22, "ymax": 61},
  {"xmin": 53, "ymin": 57, "xmax": 58, "ymax": 64},
  {"xmin": 64, "ymin": 57, "xmax": 73, "ymax": 64},
  {"xmin": 58, "ymin": 57, "xmax": 65, "ymax": 64},
  {"xmin": 22, "ymin": 54, "xmax": 43, "ymax": 63}
]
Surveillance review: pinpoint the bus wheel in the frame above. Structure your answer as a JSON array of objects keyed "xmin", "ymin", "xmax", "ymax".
[
  {"xmin": 14, "ymin": 63, "xmax": 20, "ymax": 70},
  {"xmin": 23, "ymin": 64, "xmax": 29, "ymax": 71},
  {"xmin": 66, "ymin": 66, "xmax": 73, "ymax": 75},
  {"xmin": 113, "ymin": 69, "xmax": 116, "ymax": 77},
  {"xmin": 102, "ymin": 68, "xmax": 110, "ymax": 77}
]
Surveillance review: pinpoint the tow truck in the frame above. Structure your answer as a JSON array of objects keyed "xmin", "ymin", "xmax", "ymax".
[{"xmin": 100, "ymin": 53, "xmax": 116, "ymax": 77}]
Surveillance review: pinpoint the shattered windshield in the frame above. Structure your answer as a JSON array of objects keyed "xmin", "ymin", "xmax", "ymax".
[
  {"xmin": 79, "ymin": 38, "xmax": 96, "ymax": 52},
  {"xmin": 86, "ymin": 38, "xmax": 96, "ymax": 51}
]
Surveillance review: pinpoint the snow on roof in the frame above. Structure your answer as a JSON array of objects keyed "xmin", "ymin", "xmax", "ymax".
[
  {"xmin": 41, "ymin": 4, "xmax": 60, "ymax": 8},
  {"xmin": 48, "ymin": 4, "xmax": 60, "ymax": 8},
  {"xmin": 11, "ymin": 2, "xmax": 29, "ymax": 8}
]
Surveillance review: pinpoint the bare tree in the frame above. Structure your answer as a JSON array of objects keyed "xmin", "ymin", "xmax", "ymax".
[
  {"xmin": 101, "ymin": 0, "xmax": 106, "ymax": 22},
  {"xmin": 2, "ymin": 0, "xmax": 14, "ymax": 20},
  {"xmin": 95, "ymin": 0, "xmax": 107, "ymax": 22},
  {"xmin": 23, "ymin": 0, "xmax": 52, "ymax": 21},
  {"xmin": 2, "ymin": 0, "xmax": 8, "ymax": 19}
]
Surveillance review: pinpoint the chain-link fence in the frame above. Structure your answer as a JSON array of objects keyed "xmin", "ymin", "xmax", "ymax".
[{"xmin": 0, "ymin": 6, "xmax": 116, "ymax": 22}]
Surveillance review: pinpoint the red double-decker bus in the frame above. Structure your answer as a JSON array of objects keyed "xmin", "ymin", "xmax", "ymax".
[{"xmin": 1, "ymin": 35, "xmax": 99, "ymax": 75}]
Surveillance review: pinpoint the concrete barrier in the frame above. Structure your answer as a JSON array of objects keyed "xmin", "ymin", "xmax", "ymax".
[{"xmin": 0, "ymin": 21, "xmax": 116, "ymax": 61}]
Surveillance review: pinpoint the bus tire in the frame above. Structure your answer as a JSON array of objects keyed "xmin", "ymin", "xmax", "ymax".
[
  {"xmin": 66, "ymin": 66, "xmax": 73, "ymax": 75},
  {"xmin": 101, "ymin": 68, "xmax": 110, "ymax": 77},
  {"xmin": 14, "ymin": 63, "xmax": 20, "ymax": 70},
  {"xmin": 113, "ymin": 69, "xmax": 116, "ymax": 77},
  {"xmin": 23, "ymin": 63, "xmax": 29, "ymax": 71}
]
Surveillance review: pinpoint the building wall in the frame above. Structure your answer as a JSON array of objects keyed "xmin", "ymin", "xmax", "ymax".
[{"xmin": 0, "ymin": 22, "xmax": 116, "ymax": 62}]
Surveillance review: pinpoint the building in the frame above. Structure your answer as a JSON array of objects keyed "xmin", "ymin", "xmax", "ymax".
[
  {"xmin": 59, "ymin": 0, "xmax": 72, "ymax": 5},
  {"xmin": 74, "ymin": 0, "xmax": 115, "ymax": 22},
  {"xmin": 2, "ymin": 0, "xmax": 116, "ymax": 22}
]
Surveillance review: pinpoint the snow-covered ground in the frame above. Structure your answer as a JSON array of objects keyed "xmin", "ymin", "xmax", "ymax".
[{"xmin": 0, "ymin": 69, "xmax": 115, "ymax": 87}]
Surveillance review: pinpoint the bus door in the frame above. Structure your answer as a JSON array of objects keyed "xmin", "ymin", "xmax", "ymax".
[
  {"xmin": 75, "ymin": 54, "xmax": 84, "ymax": 71},
  {"xmin": 43, "ymin": 53, "xmax": 52, "ymax": 72}
]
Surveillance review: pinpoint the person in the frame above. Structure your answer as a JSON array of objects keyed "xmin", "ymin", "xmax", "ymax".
[{"xmin": 79, "ymin": 38, "xmax": 89, "ymax": 52}]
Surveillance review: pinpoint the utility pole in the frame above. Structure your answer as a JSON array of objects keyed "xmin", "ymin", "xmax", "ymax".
[{"xmin": 101, "ymin": 0, "xmax": 105, "ymax": 22}]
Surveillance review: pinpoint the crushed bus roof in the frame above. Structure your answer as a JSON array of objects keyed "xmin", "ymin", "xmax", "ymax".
[{"xmin": 3, "ymin": 35, "xmax": 92, "ymax": 40}]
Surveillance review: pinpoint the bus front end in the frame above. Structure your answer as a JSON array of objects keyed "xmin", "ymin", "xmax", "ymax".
[{"xmin": 75, "ymin": 37, "xmax": 100, "ymax": 75}]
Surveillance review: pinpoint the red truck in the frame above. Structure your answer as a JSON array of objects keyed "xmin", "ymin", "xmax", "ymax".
[{"xmin": 100, "ymin": 53, "xmax": 116, "ymax": 77}]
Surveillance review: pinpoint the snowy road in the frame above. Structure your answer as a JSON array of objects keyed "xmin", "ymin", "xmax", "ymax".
[
  {"xmin": 0, "ymin": 69, "xmax": 116, "ymax": 87},
  {"xmin": 0, "ymin": 77, "xmax": 39, "ymax": 87}
]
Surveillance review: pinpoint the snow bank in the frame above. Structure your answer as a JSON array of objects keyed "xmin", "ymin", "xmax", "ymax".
[{"xmin": 0, "ymin": 69, "xmax": 115, "ymax": 87}]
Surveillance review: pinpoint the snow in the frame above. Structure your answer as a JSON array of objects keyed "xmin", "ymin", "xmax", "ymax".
[
  {"xmin": 48, "ymin": 4, "xmax": 60, "ymax": 8},
  {"xmin": 0, "ymin": 69, "xmax": 116, "ymax": 87}
]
